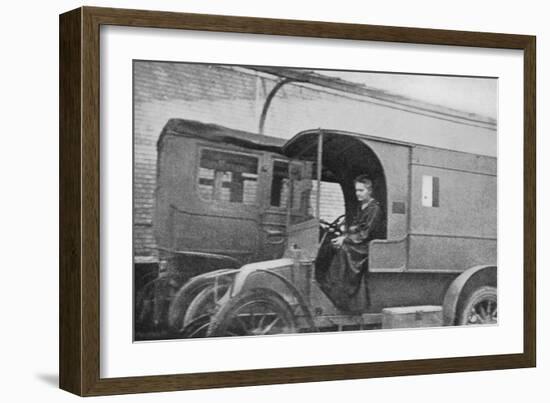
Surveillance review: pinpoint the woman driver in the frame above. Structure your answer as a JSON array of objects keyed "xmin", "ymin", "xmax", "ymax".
[{"xmin": 320, "ymin": 175, "xmax": 384, "ymax": 312}]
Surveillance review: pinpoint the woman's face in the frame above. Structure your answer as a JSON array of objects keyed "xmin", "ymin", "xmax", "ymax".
[{"xmin": 355, "ymin": 182, "xmax": 371, "ymax": 203}]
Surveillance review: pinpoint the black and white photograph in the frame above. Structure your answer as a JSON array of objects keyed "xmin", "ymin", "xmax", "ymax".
[
  {"xmin": 133, "ymin": 61, "xmax": 497, "ymax": 341},
  {"xmin": 4, "ymin": 0, "xmax": 545, "ymax": 401}
]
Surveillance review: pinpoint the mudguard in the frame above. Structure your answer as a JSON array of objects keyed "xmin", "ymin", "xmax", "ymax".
[
  {"xmin": 442, "ymin": 265, "xmax": 497, "ymax": 325},
  {"xmin": 230, "ymin": 259, "xmax": 316, "ymax": 329}
]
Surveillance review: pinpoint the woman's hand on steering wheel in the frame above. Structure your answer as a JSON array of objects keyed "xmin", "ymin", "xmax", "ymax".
[{"xmin": 320, "ymin": 214, "xmax": 346, "ymax": 237}]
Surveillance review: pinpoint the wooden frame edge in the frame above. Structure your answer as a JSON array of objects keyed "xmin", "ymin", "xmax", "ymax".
[
  {"xmin": 83, "ymin": 353, "xmax": 532, "ymax": 396},
  {"xmin": 59, "ymin": 7, "xmax": 83, "ymax": 396},
  {"xmin": 59, "ymin": 6, "xmax": 537, "ymax": 396},
  {"xmin": 523, "ymin": 35, "xmax": 536, "ymax": 368}
]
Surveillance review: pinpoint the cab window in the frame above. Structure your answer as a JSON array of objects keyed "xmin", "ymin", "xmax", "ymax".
[
  {"xmin": 198, "ymin": 149, "xmax": 259, "ymax": 205},
  {"xmin": 270, "ymin": 160, "xmax": 289, "ymax": 208}
]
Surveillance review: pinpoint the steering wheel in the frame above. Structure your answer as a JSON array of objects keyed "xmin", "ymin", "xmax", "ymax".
[{"xmin": 319, "ymin": 214, "xmax": 346, "ymax": 238}]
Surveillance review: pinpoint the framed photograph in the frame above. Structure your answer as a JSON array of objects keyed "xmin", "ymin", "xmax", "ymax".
[{"xmin": 59, "ymin": 6, "xmax": 536, "ymax": 396}]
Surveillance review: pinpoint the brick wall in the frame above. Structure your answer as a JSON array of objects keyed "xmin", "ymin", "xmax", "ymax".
[
  {"xmin": 133, "ymin": 62, "xmax": 346, "ymax": 259},
  {"xmin": 133, "ymin": 61, "xmax": 494, "ymax": 260}
]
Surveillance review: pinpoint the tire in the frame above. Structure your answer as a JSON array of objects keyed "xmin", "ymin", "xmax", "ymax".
[
  {"xmin": 167, "ymin": 278, "xmax": 229, "ymax": 333},
  {"xmin": 457, "ymin": 286, "xmax": 497, "ymax": 325},
  {"xmin": 207, "ymin": 288, "xmax": 297, "ymax": 337},
  {"xmin": 182, "ymin": 282, "xmax": 230, "ymax": 337},
  {"xmin": 180, "ymin": 314, "xmax": 212, "ymax": 339}
]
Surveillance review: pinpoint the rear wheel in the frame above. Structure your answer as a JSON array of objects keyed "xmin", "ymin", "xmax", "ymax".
[
  {"xmin": 458, "ymin": 286, "xmax": 497, "ymax": 325},
  {"xmin": 135, "ymin": 275, "xmax": 183, "ymax": 332},
  {"xmin": 208, "ymin": 289, "xmax": 297, "ymax": 337}
]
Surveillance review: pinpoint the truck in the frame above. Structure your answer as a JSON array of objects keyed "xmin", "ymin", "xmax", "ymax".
[{"xmin": 135, "ymin": 118, "xmax": 497, "ymax": 339}]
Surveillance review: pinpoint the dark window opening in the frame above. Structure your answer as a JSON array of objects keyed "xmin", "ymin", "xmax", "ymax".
[
  {"xmin": 198, "ymin": 149, "xmax": 258, "ymax": 205},
  {"xmin": 270, "ymin": 160, "xmax": 289, "ymax": 207}
]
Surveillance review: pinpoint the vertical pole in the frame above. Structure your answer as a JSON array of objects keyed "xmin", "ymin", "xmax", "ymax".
[
  {"xmin": 285, "ymin": 163, "xmax": 294, "ymax": 240},
  {"xmin": 316, "ymin": 129, "xmax": 324, "ymax": 219}
]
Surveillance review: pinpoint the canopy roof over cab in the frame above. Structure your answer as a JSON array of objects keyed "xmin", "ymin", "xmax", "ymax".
[
  {"xmin": 159, "ymin": 118, "xmax": 285, "ymax": 153},
  {"xmin": 282, "ymin": 129, "xmax": 394, "ymax": 218},
  {"xmin": 283, "ymin": 129, "xmax": 410, "ymax": 160}
]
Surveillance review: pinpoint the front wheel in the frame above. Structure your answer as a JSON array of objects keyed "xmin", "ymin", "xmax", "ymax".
[
  {"xmin": 458, "ymin": 286, "xmax": 497, "ymax": 325},
  {"xmin": 168, "ymin": 278, "xmax": 230, "ymax": 335},
  {"xmin": 207, "ymin": 289, "xmax": 297, "ymax": 337},
  {"xmin": 180, "ymin": 281, "xmax": 230, "ymax": 338}
]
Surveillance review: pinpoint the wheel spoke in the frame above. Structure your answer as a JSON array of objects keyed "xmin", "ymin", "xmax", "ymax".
[
  {"xmin": 470, "ymin": 299, "xmax": 497, "ymax": 324},
  {"xmin": 212, "ymin": 291, "xmax": 296, "ymax": 337},
  {"xmin": 257, "ymin": 313, "xmax": 267, "ymax": 329},
  {"xmin": 252, "ymin": 311, "xmax": 264, "ymax": 329},
  {"xmin": 459, "ymin": 287, "xmax": 497, "ymax": 326},
  {"xmin": 255, "ymin": 302, "xmax": 271, "ymax": 328},
  {"xmin": 259, "ymin": 317, "xmax": 282, "ymax": 335},
  {"xmin": 236, "ymin": 314, "xmax": 251, "ymax": 332},
  {"xmin": 481, "ymin": 300, "xmax": 497, "ymax": 323},
  {"xmin": 188, "ymin": 322, "xmax": 209, "ymax": 338},
  {"xmin": 487, "ymin": 302, "xmax": 497, "ymax": 323},
  {"xmin": 478, "ymin": 303, "xmax": 488, "ymax": 320}
]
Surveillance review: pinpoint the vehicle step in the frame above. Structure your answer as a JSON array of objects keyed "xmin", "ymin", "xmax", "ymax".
[{"xmin": 381, "ymin": 305, "xmax": 443, "ymax": 329}]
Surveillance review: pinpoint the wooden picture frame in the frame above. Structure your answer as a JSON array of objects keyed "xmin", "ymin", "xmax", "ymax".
[{"xmin": 59, "ymin": 6, "xmax": 536, "ymax": 396}]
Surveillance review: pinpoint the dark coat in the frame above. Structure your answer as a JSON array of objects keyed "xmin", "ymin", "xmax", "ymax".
[{"xmin": 319, "ymin": 199, "xmax": 384, "ymax": 312}]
